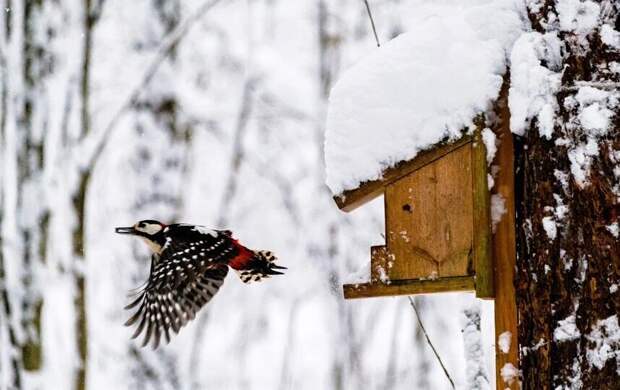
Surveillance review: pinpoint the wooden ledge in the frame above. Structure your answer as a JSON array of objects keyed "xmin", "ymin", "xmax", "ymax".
[{"xmin": 343, "ymin": 276, "xmax": 475, "ymax": 299}]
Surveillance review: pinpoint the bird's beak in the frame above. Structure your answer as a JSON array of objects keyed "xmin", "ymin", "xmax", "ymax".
[{"xmin": 115, "ymin": 226, "xmax": 137, "ymax": 235}]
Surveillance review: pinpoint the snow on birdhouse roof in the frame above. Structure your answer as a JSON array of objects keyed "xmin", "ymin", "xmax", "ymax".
[{"xmin": 324, "ymin": 1, "xmax": 525, "ymax": 196}]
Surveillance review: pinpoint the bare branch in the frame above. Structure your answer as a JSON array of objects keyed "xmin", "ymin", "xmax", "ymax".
[
  {"xmin": 407, "ymin": 296, "xmax": 456, "ymax": 390},
  {"xmin": 560, "ymin": 81, "xmax": 620, "ymax": 91},
  {"xmin": 363, "ymin": 0, "xmax": 380, "ymax": 47}
]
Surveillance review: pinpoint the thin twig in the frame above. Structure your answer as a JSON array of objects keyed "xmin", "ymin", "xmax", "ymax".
[
  {"xmin": 561, "ymin": 81, "xmax": 620, "ymax": 91},
  {"xmin": 83, "ymin": 0, "xmax": 226, "ymax": 172},
  {"xmin": 363, "ymin": 0, "xmax": 380, "ymax": 47},
  {"xmin": 407, "ymin": 296, "xmax": 455, "ymax": 390}
]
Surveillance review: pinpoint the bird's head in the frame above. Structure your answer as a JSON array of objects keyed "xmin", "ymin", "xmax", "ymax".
[{"xmin": 115, "ymin": 220, "xmax": 167, "ymax": 253}]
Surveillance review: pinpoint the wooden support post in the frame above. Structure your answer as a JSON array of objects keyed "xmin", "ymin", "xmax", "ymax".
[
  {"xmin": 472, "ymin": 125, "xmax": 494, "ymax": 299},
  {"xmin": 492, "ymin": 85, "xmax": 519, "ymax": 390}
]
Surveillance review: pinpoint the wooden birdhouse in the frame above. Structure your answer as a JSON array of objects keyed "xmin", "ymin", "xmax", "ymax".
[{"xmin": 335, "ymin": 128, "xmax": 494, "ymax": 299}]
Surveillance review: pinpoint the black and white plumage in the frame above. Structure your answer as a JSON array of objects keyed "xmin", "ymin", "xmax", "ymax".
[{"xmin": 115, "ymin": 220, "xmax": 285, "ymax": 349}]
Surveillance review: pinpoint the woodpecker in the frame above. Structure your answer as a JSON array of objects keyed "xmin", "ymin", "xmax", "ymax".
[{"xmin": 115, "ymin": 220, "xmax": 285, "ymax": 349}]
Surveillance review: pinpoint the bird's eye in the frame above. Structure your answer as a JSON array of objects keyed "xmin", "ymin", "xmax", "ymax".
[{"xmin": 139, "ymin": 222, "xmax": 145, "ymax": 228}]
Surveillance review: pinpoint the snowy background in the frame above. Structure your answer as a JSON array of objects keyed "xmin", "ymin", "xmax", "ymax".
[{"xmin": 0, "ymin": 1, "xmax": 515, "ymax": 389}]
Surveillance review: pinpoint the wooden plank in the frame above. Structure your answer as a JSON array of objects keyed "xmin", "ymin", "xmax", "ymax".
[
  {"xmin": 343, "ymin": 276, "xmax": 475, "ymax": 299},
  {"xmin": 334, "ymin": 136, "xmax": 473, "ymax": 212},
  {"xmin": 471, "ymin": 124, "xmax": 494, "ymax": 298},
  {"xmin": 492, "ymin": 83, "xmax": 519, "ymax": 390},
  {"xmin": 385, "ymin": 143, "xmax": 473, "ymax": 280}
]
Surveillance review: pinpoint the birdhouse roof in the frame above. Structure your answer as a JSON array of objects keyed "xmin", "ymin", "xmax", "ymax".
[
  {"xmin": 333, "ymin": 135, "xmax": 474, "ymax": 211},
  {"xmin": 323, "ymin": 2, "xmax": 523, "ymax": 203}
]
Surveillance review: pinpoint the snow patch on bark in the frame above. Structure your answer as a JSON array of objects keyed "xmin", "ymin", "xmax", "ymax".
[
  {"xmin": 585, "ymin": 315, "xmax": 620, "ymax": 371},
  {"xmin": 563, "ymin": 86, "xmax": 619, "ymax": 187},
  {"xmin": 554, "ymin": 313, "xmax": 580, "ymax": 342},
  {"xmin": 557, "ymin": 0, "xmax": 601, "ymax": 35},
  {"xmin": 606, "ymin": 222, "xmax": 619, "ymax": 238},
  {"xmin": 542, "ymin": 216, "xmax": 557, "ymax": 240},
  {"xmin": 462, "ymin": 303, "xmax": 491, "ymax": 390},
  {"xmin": 601, "ymin": 24, "xmax": 620, "ymax": 48},
  {"xmin": 509, "ymin": 32, "xmax": 562, "ymax": 138}
]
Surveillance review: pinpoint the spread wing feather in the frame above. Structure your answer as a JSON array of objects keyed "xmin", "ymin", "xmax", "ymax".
[{"xmin": 125, "ymin": 252, "xmax": 228, "ymax": 349}]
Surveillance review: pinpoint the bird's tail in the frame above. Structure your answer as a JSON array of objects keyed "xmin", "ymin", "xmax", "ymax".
[{"xmin": 234, "ymin": 250, "xmax": 286, "ymax": 283}]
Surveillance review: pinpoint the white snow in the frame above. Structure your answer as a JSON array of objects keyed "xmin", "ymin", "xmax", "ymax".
[
  {"xmin": 606, "ymin": 222, "xmax": 619, "ymax": 238},
  {"xmin": 324, "ymin": 1, "xmax": 524, "ymax": 194},
  {"xmin": 498, "ymin": 331, "xmax": 512, "ymax": 354},
  {"xmin": 557, "ymin": 0, "xmax": 601, "ymax": 35},
  {"xmin": 553, "ymin": 194, "xmax": 569, "ymax": 220},
  {"xmin": 568, "ymin": 138, "xmax": 600, "ymax": 187},
  {"xmin": 481, "ymin": 128, "xmax": 497, "ymax": 165},
  {"xmin": 376, "ymin": 265, "xmax": 391, "ymax": 285},
  {"xmin": 554, "ymin": 313, "xmax": 581, "ymax": 342},
  {"xmin": 579, "ymin": 102, "xmax": 613, "ymax": 132},
  {"xmin": 500, "ymin": 362, "xmax": 519, "ymax": 386},
  {"xmin": 585, "ymin": 315, "xmax": 620, "ymax": 370},
  {"xmin": 461, "ymin": 303, "xmax": 491, "ymax": 390},
  {"xmin": 542, "ymin": 216, "xmax": 557, "ymax": 240},
  {"xmin": 491, "ymin": 194, "xmax": 507, "ymax": 232},
  {"xmin": 509, "ymin": 32, "xmax": 562, "ymax": 138}
]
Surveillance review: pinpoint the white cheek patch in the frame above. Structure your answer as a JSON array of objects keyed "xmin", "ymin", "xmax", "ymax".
[
  {"xmin": 192, "ymin": 225, "xmax": 218, "ymax": 237},
  {"xmin": 142, "ymin": 224, "xmax": 163, "ymax": 235}
]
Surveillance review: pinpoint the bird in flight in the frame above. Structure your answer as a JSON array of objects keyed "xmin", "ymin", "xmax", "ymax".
[{"xmin": 115, "ymin": 220, "xmax": 286, "ymax": 348}]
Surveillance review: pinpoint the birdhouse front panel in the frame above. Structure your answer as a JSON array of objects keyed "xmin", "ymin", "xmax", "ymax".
[
  {"xmin": 336, "ymin": 128, "xmax": 493, "ymax": 299},
  {"xmin": 385, "ymin": 143, "xmax": 474, "ymax": 281}
]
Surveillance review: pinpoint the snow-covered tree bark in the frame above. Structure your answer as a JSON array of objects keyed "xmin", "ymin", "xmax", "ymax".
[
  {"xmin": 16, "ymin": 0, "xmax": 55, "ymax": 373},
  {"xmin": 514, "ymin": 1, "xmax": 620, "ymax": 388},
  {"xmin": 461, "ymin": 303, "xmax": 490, "ymax": 390}
]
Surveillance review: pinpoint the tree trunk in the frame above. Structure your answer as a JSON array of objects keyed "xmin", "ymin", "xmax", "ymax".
[
  {"xmin": 18, "ymin": 0, "xmax": 53, "ymax": 374},
  {"xmin": 515, "ymin": 1, "xmax": 620, "ymax": 389},
  {"xmin": 73, "ymin": 1, "xmax": 105, "ymax": 388}
]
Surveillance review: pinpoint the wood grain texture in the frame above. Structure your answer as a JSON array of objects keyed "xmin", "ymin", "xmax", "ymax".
[
  {"xmin": 334, "ymin": 136, "xmax": 473, "ymax": 212},
  {"xmin": 472, "ymin": 125, "xmax": 494, "ymax": 299},
  {"xmin": 491, "ymin": 82, "xmax": 519, "ymax": 390},
  {"xmin": 385, "ymin": 143, "xmax": 474, "ymax": 281},
  {"xmin": 343, "ymin": 276, "xmax": 475, "ymax": 299}
]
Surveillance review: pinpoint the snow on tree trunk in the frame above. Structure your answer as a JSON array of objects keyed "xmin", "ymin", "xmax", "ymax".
[
  {"xmin": 17, "ymin": 0, "xmax": 52, "ymax": 373},
  {"xmin": 513, "ymin": 1, "xmax": 620, "ymax": 388},
  {"xmin": 461, "ymin": 302, "xmax": 490, "ymax": 390}
]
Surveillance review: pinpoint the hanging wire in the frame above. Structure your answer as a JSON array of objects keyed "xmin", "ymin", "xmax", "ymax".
[
  {"xmin": 363, "ymin": 0, "xmax": 381, "ymax": 47},
  {"xmin": 408, "ymin": 296, "xmax": 456, "ymax": 389}
]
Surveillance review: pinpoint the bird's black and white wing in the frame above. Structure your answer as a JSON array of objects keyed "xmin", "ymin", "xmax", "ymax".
[
  {"xmin": 124, "ymin": 255, "xmax": 228, "ymax": 349},
  {"xmin": 124, "ymin": 224, "xmax": 240, "ymax": 348}
]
